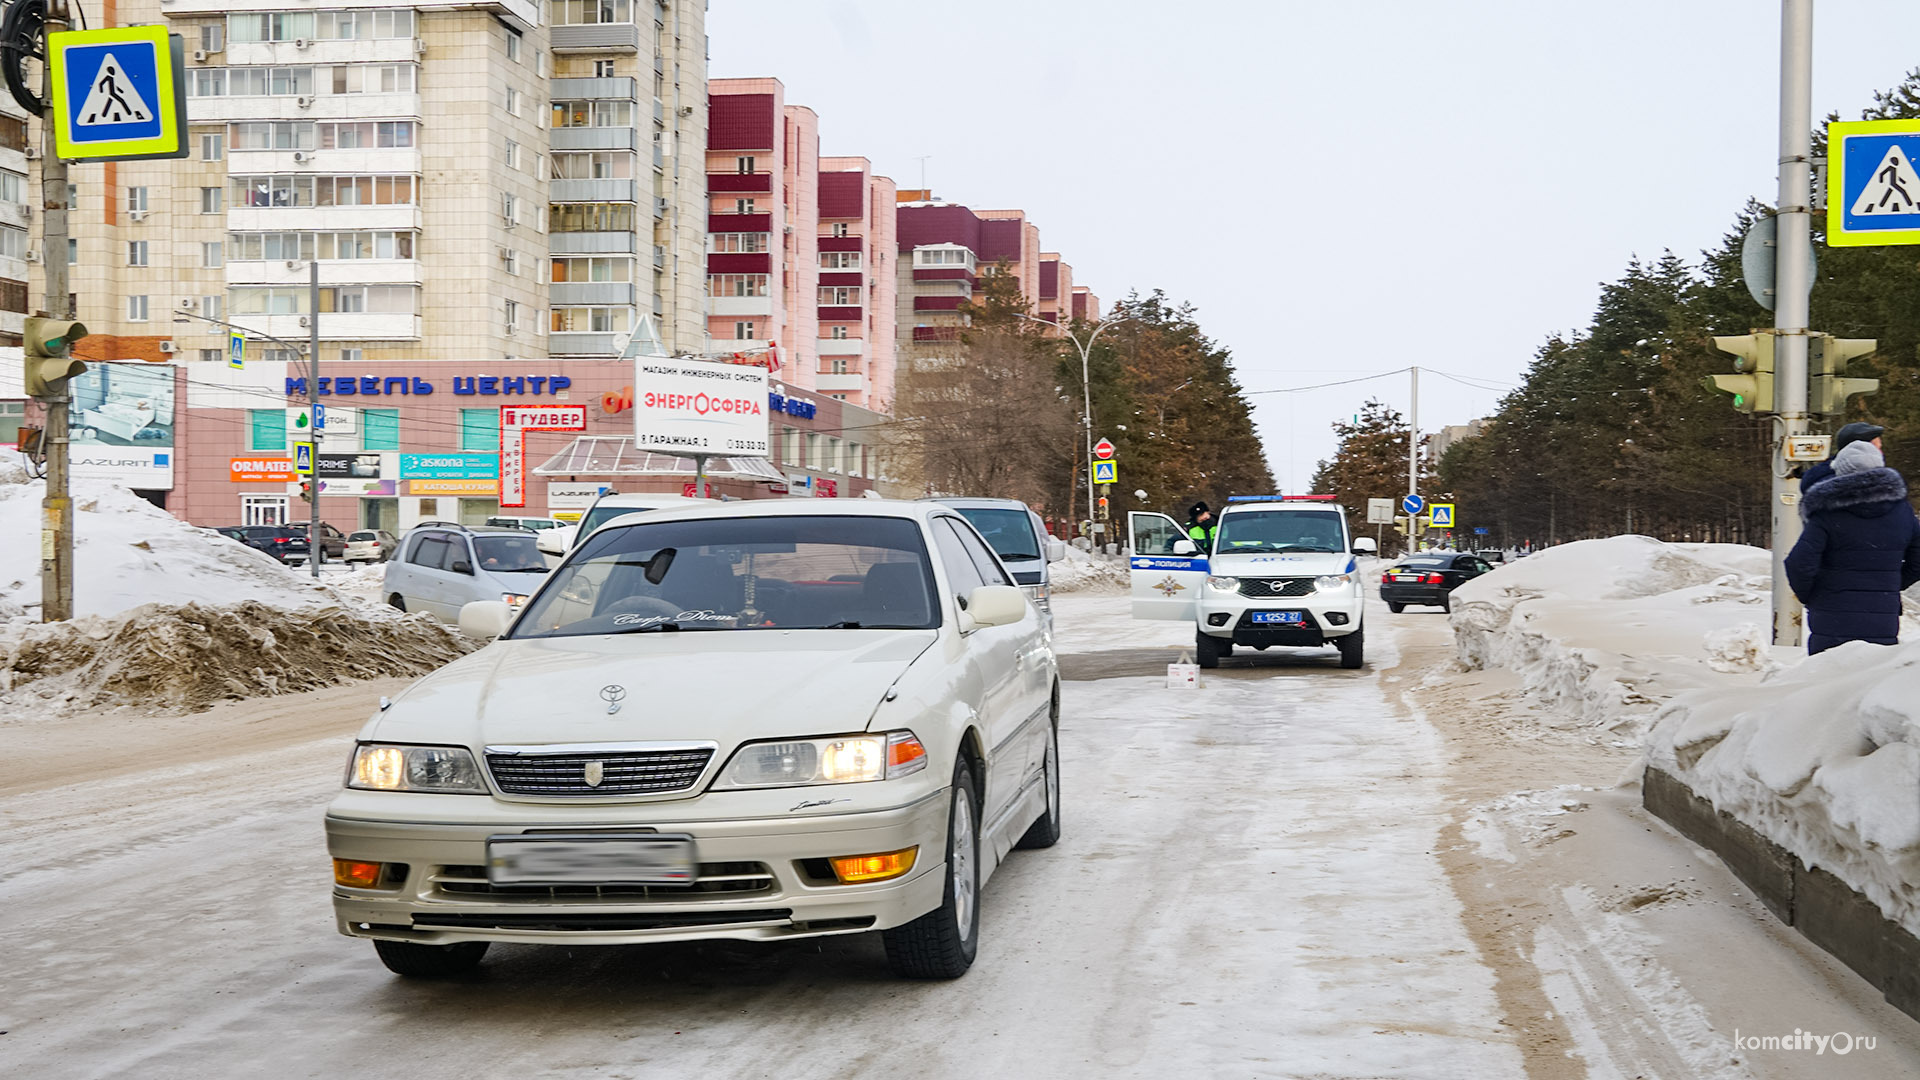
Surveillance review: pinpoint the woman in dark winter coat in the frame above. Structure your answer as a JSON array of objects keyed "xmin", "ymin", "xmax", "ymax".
[{"xmin": 1785, "ymin": 440, "xmax": 1920, "ymax": 655}]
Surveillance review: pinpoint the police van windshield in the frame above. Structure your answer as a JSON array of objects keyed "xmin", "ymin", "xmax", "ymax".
[{"xmin": 1214, "ymin": 509, "xmax": 1346, "ymax": 554}]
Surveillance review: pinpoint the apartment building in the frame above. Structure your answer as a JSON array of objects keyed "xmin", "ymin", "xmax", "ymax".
[
  {"xmin": 816, "ymin": 156, "xmax": 897, "ymax": 411},
  {"xmin": 893, "ymin": 198, "xmax": 1051, "ymax": 348},
  {"xmin": 1071, "ymin": 284, "xmax": 1101, "ymax": 322},
  {"xmin": 1037, "ymin": 252, "xmax": 1073, "ymax": 326}
]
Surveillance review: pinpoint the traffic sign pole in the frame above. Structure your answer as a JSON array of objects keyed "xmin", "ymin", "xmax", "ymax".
[
  {"xmin": 1771, "ymin": 0, "xmax": 1812, "ymax": 647},
  {"xmin": 39, "ymin": 0, "xmax": 73, "ymax": 622}
]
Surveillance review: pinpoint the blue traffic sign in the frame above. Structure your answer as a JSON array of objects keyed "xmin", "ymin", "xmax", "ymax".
[
  {"xmin": 1401, "ymin": 493, "xmax": 1426, "ymax": 516},
  {"xmin": 312, "ymin": 403, "xmax": 326, "ymax": 431},
  {"xmin": 1474, "ymin": 527, "xmax": 1490, "ymax": 536},
  {"xmin": 49, "ymin": 26, "xmax": 187, "ymax": 162},
  {"xmin": 1829, "ymin": 120, "xmax": 1920, "ymax": 247}
]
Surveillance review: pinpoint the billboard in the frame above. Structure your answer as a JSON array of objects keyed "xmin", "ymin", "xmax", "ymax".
[
  {"xmin": 631, "ymin": 356, "xmax": 770, "ymax": 457},
  {"xmin": 398, "ymin": 452, "xmax": 498, "ymax": 479},
  {"xmin": 69, "ymin": 363, "xmax": 175, "ymax": 489},
  {"xmin": 316, "ymin": 452, "xmax": 395, "ymax": 497}
]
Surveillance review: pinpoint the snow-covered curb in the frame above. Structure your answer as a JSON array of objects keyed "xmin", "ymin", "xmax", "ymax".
[{"xmin": 1050, "ymin": 545, "xmax": 1128, "ymax": 593}]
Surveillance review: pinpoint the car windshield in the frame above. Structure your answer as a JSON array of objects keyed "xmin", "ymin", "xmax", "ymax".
[
  {"xmin": 953, "ymin": 508, "xmax": 1041, "ymax": 562},
  {"xmin": 1213, "ymin": 509, "xmax": 1346, "ymax": 553},
  {"xmin": 472, "ymin": 535, "xmax": 548, "ymax": 573},
  {"xmin": 511, "ymin": 515, "xmax": 937, "ymax": 638},
  {"xmin": 578, "ymin": 503, "xmax": 671, "ymax": 537}
]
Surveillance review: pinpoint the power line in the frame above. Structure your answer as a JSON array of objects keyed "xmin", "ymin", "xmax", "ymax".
[{"xmin": 1245, "ymin": 368, "xmax": 1412, "ymax": 396}]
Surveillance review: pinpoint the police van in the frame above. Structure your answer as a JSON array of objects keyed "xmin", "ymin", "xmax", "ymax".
[{"xmin": 1127, "ymin": 495, "xmax": 1375, "ymax": 669}]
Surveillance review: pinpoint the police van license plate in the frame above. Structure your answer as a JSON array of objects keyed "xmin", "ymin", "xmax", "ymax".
[
  {"xmin": 1251, "ymin": 612, "xmax": 1305, "ymax": 625},
  {"xmin": 487, "ymin": 833, "xmax": 696, "ymax": 885}
]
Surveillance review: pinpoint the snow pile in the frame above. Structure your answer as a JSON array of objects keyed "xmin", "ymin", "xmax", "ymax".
[
  {"xmin": 1647, "ymin": 641, "xmax": 1920, "ymax": 938},
  {"xmin": 1448, "ymin": 536, "xmax": 1777, "ymax": 736},
  {"xmin": 1049, "ymin": 545, "xmax": 1128, "ymax": 593}
]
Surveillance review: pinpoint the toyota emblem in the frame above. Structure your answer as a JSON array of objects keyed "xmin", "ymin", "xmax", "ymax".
[
  {"xmin": 600, "ymin": 684, "xmax": 627, "ymax": 714},
  {"xmin": 583, "ymin": 760, "xmax": 605, "ymax": 787}
]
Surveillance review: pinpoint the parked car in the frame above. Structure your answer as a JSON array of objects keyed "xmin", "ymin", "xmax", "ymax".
[
  {"xmin": 282, "ymin": 522, "xmax": 348, "ymax": 565},
  {"xmin": 383, "ymin": 523, "xmax": 550, "ymax": 621},
  {"xmin": 215, "ymin": 525, "xmax": 286, "ymax": 560},
  {"xmin": 1475, "ymin": 548, "xmax": 1507, "ymax": 564},
  {"xmin": 536, "ymin": 492, "xmax": 713, "ymax": 558},
  {"xmin": 933, "ymin": 497, "xmax": 1067, "ymax": 617},
  {"xmin": 485, "ymin": 515, "xmax": 565, "ymax": 532},
  {"xmin": 1378, "ymin": 552, "xmax": 1497, "ymax": 613},
  {"xmin": 345, "ymin": 529, "xmax": 399, "ymax": 564},
  {"xmin": 326, "ymin": 500, "xmax": 1060, "ymax": 981}
]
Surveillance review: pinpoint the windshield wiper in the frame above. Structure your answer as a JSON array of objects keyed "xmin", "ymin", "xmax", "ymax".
[
  {"xmin": 1275, "ymin": 545, "xmax": 1335, "ymax": 553},
  {"xmin": 612, "ymin": 622, "xmax": 680, "ymax": 634},
  {"xmin": 820, "ymin": 621, "xmax": 863, "ymax": 629},
  {"xmin": 998, "ymin": 552, "xmax": 1041, "ymax": 561}
]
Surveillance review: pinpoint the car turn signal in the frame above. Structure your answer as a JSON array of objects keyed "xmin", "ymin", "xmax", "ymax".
[
  {"xmin": 333, "ymin": 859, "xmax": 384, "ymax": 888},
  {"xmin": 829, "ymin": 847, "xmax": 918, "ymax": 884}
]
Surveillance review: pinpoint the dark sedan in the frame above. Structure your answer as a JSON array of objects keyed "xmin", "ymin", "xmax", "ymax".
[{"xmin": 1379, "ymin": 552, "xmax": 1496, "ymax": 613}]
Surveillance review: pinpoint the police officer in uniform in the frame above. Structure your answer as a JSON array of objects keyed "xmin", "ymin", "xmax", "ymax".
[{"xmin": 1185, "ymin": 501, "xmax": 1217, "ymax": 547}]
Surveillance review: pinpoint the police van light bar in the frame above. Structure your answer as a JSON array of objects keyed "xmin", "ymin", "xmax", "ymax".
[{"xmin": 1227, "ymin": 494, "xmax": 1338, "ymax": 502}]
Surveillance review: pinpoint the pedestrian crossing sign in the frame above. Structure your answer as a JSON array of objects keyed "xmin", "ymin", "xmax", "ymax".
[
  {"xmin": 1427, "ymin": 503, "xmax": 1455, "ymax": 528},
  {"xmin": 294, "ymin": 443, "xmax": 314, "ymax": 476},
  {"xmin": 49, "ymin": 26, "xmax": 188, "ymax": 162},
  {"xmin": 1829, "ymin": 119, "xmax": 1920, "ymax": 247},
  {"xmin": 1092, "ymin": 460, "xmax": 1118, "ymax": 485},
  {"xmin": 228, "ymin": 330, "xmax": 246, "ymax": 369}
]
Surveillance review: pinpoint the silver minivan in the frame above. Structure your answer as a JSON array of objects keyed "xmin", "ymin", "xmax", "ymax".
[
  {"xmin": 383, "ymin": 523, "xmax": 550, "ymax": 621},
  {"xmin": 933, "ymin": 498, "xmax": 1067, "ymax": 616}
]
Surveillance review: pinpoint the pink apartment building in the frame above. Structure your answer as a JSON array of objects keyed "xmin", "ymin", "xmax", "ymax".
[
  {"xmin": 817, "ymin": 157, "xmax": 899, "ymax": 411},
  {"xmin": 1038, "ymin": 253, "xmax": 1075, "ymax": 326},
  {"xmin": 896, "ymin": 198, "xmax": 1087, "ymax": 350},
  {"xmin": 1072, "ymin": 285, "xmax": 1103, "ymax": 322}
]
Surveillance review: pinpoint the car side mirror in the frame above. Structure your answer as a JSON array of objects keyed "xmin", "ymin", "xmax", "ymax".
[
  {"xmin": 450, "ymin": 559, "xmax": 474, "ymax": 575},
  {"xmin": 1046, "ymin": 538, "xmax": 1067, "ymax": 563},
  {"xmin": 1352, "ymin": 537, "xmax": 1378, "ymax": 555},
  {"xmin": 535, "ymin": 529, "xmax": 569, "ymax": 557},
  {"xmin": 964, "ymin": 585, "xmax": 1028, "ymax": 629},
  {"xmin": 1172, "ymin": 538, "xmax": 1198, "ymax": 556},
  {"xmin": 458, "ymin": 600, "xmax": 514, "ymax": 639}
]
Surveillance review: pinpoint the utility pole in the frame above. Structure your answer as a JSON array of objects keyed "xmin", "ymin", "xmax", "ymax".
[
  {"xmin": 307, "ymin": 259, "xmax": 321, "ymax": 578},
  {"xmin": 1771, "ymin": 0, "xmax": 1813, "ymax": 647},
  {"xmin": 1407, "ymin": 365, "xmax": 1420, "ymax": 551},
  {"xmin": 39, "ymin": 0, "xmax": 72, "ymax": 621},
  {"xmin": 1017, "ymin": 312, "xmax": 1128, "ymax": 542}
]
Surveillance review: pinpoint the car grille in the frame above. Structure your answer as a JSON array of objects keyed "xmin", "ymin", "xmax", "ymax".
[
  {"xmin": 1238, "ymin": 577, "xmax": 1316, "ymax": 598},
  {"xmin": 486, "ymin": 747, "xmax": 715, "ymax": 796},
  {"xmin": 430, "ymin": 861, "xmax": 776, "ymax": 902}
]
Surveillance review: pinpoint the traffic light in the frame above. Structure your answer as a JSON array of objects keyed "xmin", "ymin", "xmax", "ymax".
[
  {"xmin": 1809, "ymin": 334, "xmax": 1879, "ymax": 418},
  {"xmin": 21, "ymin": 317, "xmax": 89, "ymax": 399},
  {"xmin": 1705, "ymin": 333, "xmax": 1776, "ymax": 414},
  {"xmin": 299, "ymin": 480, "xmax": 313, "ymax": 503}
]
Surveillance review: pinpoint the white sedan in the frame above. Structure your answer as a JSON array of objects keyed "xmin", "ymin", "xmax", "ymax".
[{"xmin": 324, "ymin": 500, "xmax": 1061, "ymax": 980}]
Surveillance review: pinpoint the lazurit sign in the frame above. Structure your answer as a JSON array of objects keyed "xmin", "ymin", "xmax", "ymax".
[
  {"xmin": 230, "ymin": 457, "xmax": 294, "ymax": 482},
  {"xmin": 500, "ymin": 404, "xmax": 588, "ymax": 508}
]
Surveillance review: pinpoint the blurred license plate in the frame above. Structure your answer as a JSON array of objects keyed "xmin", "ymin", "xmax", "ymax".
[
  {"xmin": 487, "ymin": 834, "xmax": 696, "ymax": 885},
  {"xmin": 1251, "ymin": 612, "xmax": 1305, "ymax": 625}
]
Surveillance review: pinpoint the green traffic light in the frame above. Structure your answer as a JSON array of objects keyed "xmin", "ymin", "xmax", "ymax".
[{"xmin": 1733, "ymin": 394, "xmax": 1745, "ymax": 407}]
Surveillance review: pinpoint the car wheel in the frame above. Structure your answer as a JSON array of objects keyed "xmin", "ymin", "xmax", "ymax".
[
  {"xmin": 883, "ymin": 759, "xmax": 981, "ymax": 979},
  {"xmin": 1015, "ymin": 714, "xmax": 1061, "ymax": 851},
  {"xmin": 1388, "ymin": 602, "xmax": 1405, "ymax": 614},
  {"xmin": 1336, "ymin": 627, "xmax": 1365, "ymax": 669},
  {"xmin": 388, "ymin": 594, "xmax": 407, "ymax": 612},
  {"xmin": 1194, "ymin": 630, "xmax": 1223, "ymax": 669},
  {"xmin": 372, "ymin": 940, "xmax": 488, "ymax": 978},
  {"xmin": 1439, "ymin": 591, "xmax": 1452, "ymax": 613}
]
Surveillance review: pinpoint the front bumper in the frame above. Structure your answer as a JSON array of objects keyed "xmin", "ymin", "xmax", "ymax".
[
  {"xmin": 1197, "ymin": 586, "xmax": 1362, "ymax": 645},
  {"xmin": 325, "ymin": 790, "xmax": 950, "ymax": 947}
]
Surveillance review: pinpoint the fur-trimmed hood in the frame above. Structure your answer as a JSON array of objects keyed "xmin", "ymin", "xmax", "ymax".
[{"xmin": 1801, "ymin": 466, "xmax": 1909, "ymax": 519}]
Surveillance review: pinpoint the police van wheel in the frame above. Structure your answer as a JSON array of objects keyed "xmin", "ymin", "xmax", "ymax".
[
  {"xmin": 1336, "ymin": 628, "xmax": 1365, "ymax": 670},
  {"xmin": 1195, "ymin": 631, "xmax": 1224, "ymax": 669}
]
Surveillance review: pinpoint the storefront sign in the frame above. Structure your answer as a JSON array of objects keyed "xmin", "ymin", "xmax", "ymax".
[
  {"xmin": 682, "ymin": 482, "xmax": 714, "ymax": 498},
  {"xmin": 230, "ymin": 457, "xmax": 294, "ymax": 482},
  {"xmin": 500, "ymin": 404, "xmax": 588, "ymax": 508},
  {"xmin": 398, "ymin": 452, "xmax": 498, "ymax": 480},
  {"xmin": 632, "ymin": 357, "xmax": 770, "ymax": 456},
  {"xmin": 284, "ymin": 374, "xmax": 572, "ymax": 398},
  {"xmin": 815, "ymin": 479, "xmax": 838, "ymax": 499},
  {"xmin": 408, "ymin": 478, "xmax": 499, "ymax": 496},
  {"xmin": 70, "ymin": 363, "xmax": 176, "ymax": 490},
  {"xmin": 768, "ymin": 392, "xmax": 818, "ymax": 420},
  {"xmin": 317, "ymin": 452, "xmax": 381, "ymax": 480},
  {"xmin": 547, "ymin": 482, "xmax": 609, "ymax": 509}
]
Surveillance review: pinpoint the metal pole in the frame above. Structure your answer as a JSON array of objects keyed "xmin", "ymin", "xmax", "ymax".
[
  {"xmin": 1407, "ymin": 365, "xmax": 1419, "ymax": 550},
  {"xmin": 39, "ymin": 0, "xmax": 72, "ymax": 622},
  {"xmin": 308, "ymin": 260, "xmax": 321, "ymax": 578},
  {"xmin": 1080, "ymin": 335, "xmax": 1095, "ymax": 540},
  {"xmin": 1772, "ymin": 0, "xmax": 1813, "ymax": 647}
]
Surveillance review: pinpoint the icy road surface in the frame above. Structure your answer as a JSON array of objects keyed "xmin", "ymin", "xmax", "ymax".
[{"xmin": 3, "ymin": 593, "xmax": 1917, "ymax": 1078}]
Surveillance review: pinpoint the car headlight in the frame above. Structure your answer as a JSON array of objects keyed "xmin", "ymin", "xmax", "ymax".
[
  {"xmin": 348, "ymin": 743, "xmax": 488, "ymax": 793},
  {"xmin": 1206, "ymin": 575, "xmax": 1240, "ymax": 592},
  {"xmin": 501, "ymin": 593, "xmax": 529, "ymax": 607},
  {"xmin": 712, "ymin": 730, "xmax": 928, "ymax": 789},
  {"xmin": 1315, "ymin": 573, "xmax": 1354, "ymax": 593}
]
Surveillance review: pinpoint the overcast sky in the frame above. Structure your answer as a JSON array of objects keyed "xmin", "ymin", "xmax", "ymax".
[{"xmin": 708, "ymin": 0, "xmax": 1920, "ymax": 495}]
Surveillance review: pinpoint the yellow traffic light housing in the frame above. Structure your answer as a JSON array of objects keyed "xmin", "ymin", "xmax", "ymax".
[
  {"xmin": 1707, "ymin": 333, "xmax": 1776, "ymax": 414},
  {"xmin": 1808, "ymin": 334, "xmax": 1879, "ymax": 418},
  {"xmin": 21, "ymin": 317, "xmax": 89, "ymax": 399}
]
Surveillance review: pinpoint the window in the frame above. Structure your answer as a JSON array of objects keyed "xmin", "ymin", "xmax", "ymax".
[
  {"xmin": 227, "ymin": 231, "xmax": 416, "ymax": 261},
  {"xmin": 829, "ymin": 357, "xmax": 847, "ymax": 374},
  {"xmin": 551, "ymin": 100, "xmax": 634, "ymax": 128},
  {"xmin": 735, "ymin": 156, "xmax": 755, "ymax": 174},
  {"xmin": 831, "ymin": 223, "xmax": 849, "ymax": 238},
  {"xmin": 228, "ymin": 12, "xmax": 315, "ymax": 42},
  {"xmin": 230, "ymin": 175, "xmax": 418, "ymax": 209},
  {"xmin": 0, "ymin": 114, "xmax": 23, "ymax": 152},
  {"xmin": 733, "ymin": 198, "xmax": 756, "ymax": 214},
  {"xmin": 504, "ymin": 300, "xmax": 519, "ymax": 333},
  {"xmin": 505, "ymin": 26, "xmax": 523, "ymax": 62},
  {"xmin": 312, "ymin": 9, "xmax": 415, "ymax": 40},
  {"xmin": 127, "ymin": 296, "xmax": 150, "ymax": 321},
  {"xmin": 67, "ymin": 238, "xmax": 76, "ymax": 265},
  {"xmin": 361, "ymin": 408, "xmax": 399, "ymax": 451},
  {"xmin": 203, "ymin": 67, "xmax": 317, "ymax": 97},
  {"xmin": 734, "ymin": 321, "xmax": 756, "ymax": 340},
  {"xmin": 708, "ymin": 232, "xmax": 768, "ymax": 253},
  {"xmin": 504, "ymin": 250, "xmax": 519, "ymax": 276},
  {"xmin": 503, "ymin": 138, "xmax": 521, "ymax": 169},
  {"xmin": 550, "ymin": 151, "xmax": 634, "ymax": 179},
  {"xmin": 830, "ymin": 325, "xmax": 848, "ymax": 340},
  {"xmin": 707, "ymin": 274, "xmax": 769, "ymax": 297},
  {"xmin": 200, "ymin": 186, "xmax": 223, "ymax": 214},
  {"xmin": 327, "ymin": 64, "xmax": 417, "ymax": 95},
  {"xmin": 503, "ymin": 192, "xmax": 518, "ymax": 221},
  {"xmin": 202, "ymin": 242, "xmax": 224, "ymax": 268},
  {"xmin": 550, "ymin": 257, "xmax": 632, "ymax": 282},
  {"xmin": 127, "ymin": 241, "xmax": 149, "ymax": 267},
  {"xmin": 230, "ymin": 121, "xmax": 314, "ymax": 150},
  {"xmin": 316, "ymin": 121, "xmax": 416, "ymax": 148},
  {"xmin": 461, "ymin": 408, "xmax": 500, "ymax": 451},
  {"xmin": 549, "ymin": 306, "xmax": 632, "ymax": 333},
  {"xmin": 248, "ymin": 409, "xmax": 287, "ymax": 451},
  {"xmin": 200, "ymin": 22, "xmax": 225, "ymax": 52},
  {"xmin": 199, "ymin": 349, "xmax": 222, "ymax": 364},
  {"xmin": 200, "ymin": 131, "xmax": 224, "ymax": 160},
  {"xmin": 820, "ymin": 251, "xmax": 862, "ymax": 270},
  {"xmin": 0, "ymin": 276, "xmax": 24, "ymax": 313},
  {"xmin": 552, "ymin": 0, "xmax": 635, "ymax": 25},
  {"xmin": 202, "ymin": 295, "xmax": 223, "ymax": 320},
  {"xmin": 0, "ymin": 226, "xmax": 24, "ymax": 259},
  {"xmin": 317, "ymin": 285, "xmax": 417, "ymax": 313},
  {"xmin": 593, "ymin": 60, "xmax": 616, "ymax": 77},
  {"xmin": 817, "ymin": 286, "xmax": 861, "ymax": 306},
  {"xmin": 0, "ymin": 171, "xmax": 21, "ymax": 203},
  {"xmin": 505, "ymin": 87, "xmax": 521, "ymax": 116},
  {"xmin": 548, "ymin": 202, "xmax": 634, "ymax": 232},
  {"xmin": 262, "ymin": 348, "xmax": 299, "ymax": 363},
  {"xmin": 340, "ymin": 348, "xmax": 363, "ymax": 364},
  {"xmin": 127, "ymin": 187, "xmax": 149, "ymax": 213}
]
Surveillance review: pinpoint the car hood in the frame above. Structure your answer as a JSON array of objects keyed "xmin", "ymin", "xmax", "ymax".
[
  {"xmin": 1209, "ymin": 550, "xmax": 1356, "ymax": 576},
  {"xmin": 365, "ymin": 629, "xmax": 939, "ymax": 749}
]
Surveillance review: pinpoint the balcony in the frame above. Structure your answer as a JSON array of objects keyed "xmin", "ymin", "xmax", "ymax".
[
  {"xmin": 708, "ymin": 212, "xmax": 771, "ymax": 233},
  {"xmin": 913, "ymin": 268, "xmax": 975, "ymax": 283},
  {"xmin": 708, "ymin": 173, "xmax": 773, "ymax": 194},
  {"xmin": 232, "ymin": 312, "xmax": 421, "ymax": 341},
  {"xmin": 227, "ymin": 205, "xmax": 423, "ymax": 233},
  {"xmin": 184, "ymin": 92, "xmax": 422, "ymax": 125},
  {"xmin": 226, "ymin": 258, "xmax": 423, "ymax": 287},
  {"xmin": 551, "ymin": 23, "xmax": 640, "ymax": 52},
  {"xmin": 818, "ymin": 236, "xmax": 864, "ymax": 253},
  {"xmin": 816, "ymin": 373, "xmax": 865, "ymax": 393},
  {"xmin": 817, "ymin": 305, "xmax": 863, "ymax": 322},
  {"xmin": 550, "ymin": 281, "xmax": 636, "ymax": 305},
  {"xmin": 817, "ymin": 338, "xmax": 867, "ymax": 357},
  {"xmin": 549, "ymin": 331, "xmax": 622, "ymax": 355},
  {"xmin": 229, "ymin": 148, "xmax": 422, "ymax": 175},
  {"xmin": 706, "ymin": 252, "xmax": 769, "ymax": 275},
  {"xmin": 913, "ymin": 326, "xmax": 961, "ymax": 343},
  {"xmin": 710, "ymin": 296, "xmax": 773, "ymax": 317},
  {"xmin": 549, "ymin": 231, "xmax": 637, "ymax": 254},
  {"xmin": 550, "ymin": 76, "xmax": 637, "ymax": 100},
  {"xmin": 653, "ymin": 245, "xmax": 666, "ymax": 269},
  {"xmin": 551, "ymin": 127, "xmax": 638, "ymax": 152},
  {"xmin": 217, "ymin": 39, "xmax": 427, "ymax": 67},
  {"xmin": 550, "ymin": 178, "xmax": 636, "ymax": 203},
  {"xmin": 914, "ymin": 295, "xmax": 964, "ymax": 312}
]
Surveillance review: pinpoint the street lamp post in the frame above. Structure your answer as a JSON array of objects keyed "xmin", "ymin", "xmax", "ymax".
[{"xmin": 1016, "ymin": 312, "xmax": 1129, "ymax": 540}]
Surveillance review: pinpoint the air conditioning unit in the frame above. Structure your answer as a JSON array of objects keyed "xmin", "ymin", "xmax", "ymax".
[
  {"xmin": 191, "ymin": 49, "xmax": 208, "ymax": 62},
  {"xmin": 24, "ymin": 249, "xmax": 41, "ymax": 263},
  {"xmin": 293, "ymin": 38, "xmax": 311, "ymax": 49},
  {"xmin": 413, "ymin": 39, "xmax": 427, "ymax": 56},
  {"xmin": 129, "ymin": 209, "xmax": 148, "ymax": 222},
  {"xmin": 284, "ymin": 259, "xmax": 300, "ymax": 270},
  {"xmin": 158, "ymin": 341, "xmax": 178, "ymax": 354},
  {"xmin": 298, "ymin": 316, "xmax": 311, "ymax": 328},
  {"xmin": 497, "ymin": 246, "xmax": 510, "ymax": 261},
  {"xmin": 24, "ymin": 146, "xmax": 39, "ymax": 160},
  {"xmin": 502, "ymin": 215, "xmax": 517, "ymax": 228},
  {"xmin": 177, "ymin": 297, "xmax": 197, "ymax": 310},
  {"xmin": 291, "ymin": 151, "xmax": 310, "ymax": 163},
  {"xmin": 294, "ymin": 95, "xmax": 313, "ymax": 109}
]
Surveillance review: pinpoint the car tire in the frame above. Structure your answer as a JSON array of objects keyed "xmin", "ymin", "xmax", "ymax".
[
  {"xmin": 1337, "ymin": 627, "xmax": 1365, "ymax": 669},
  {"xmin": 1439, "ymin": 591, "xmax": 1452, "ymax": 613},
  {"xmin": 1194, "ymin": 630, "xmax": 1223, "ymax": 669},
  {"xmin": 388, "ymin": 594, "xmax": 407, "ymax": 612},
  {"xmin": 1015, "ymin": 714, "xmax": 1061, "ymax": 851},
  {"xmin": 1387, "ymin": 602, "xmax": 1405, "ymax": 614},
  {"xmin": 883, "ymin": 759, "xmax": 981, "ymax": 979},
  {"xmin": 372, "ymin": 940, "xmax": 488, "ymax": 978}
]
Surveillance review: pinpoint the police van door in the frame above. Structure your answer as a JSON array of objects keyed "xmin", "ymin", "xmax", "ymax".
[{"xmin": 1127, "ymin": 511, "xmax": 1208, "ymax": 621}]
